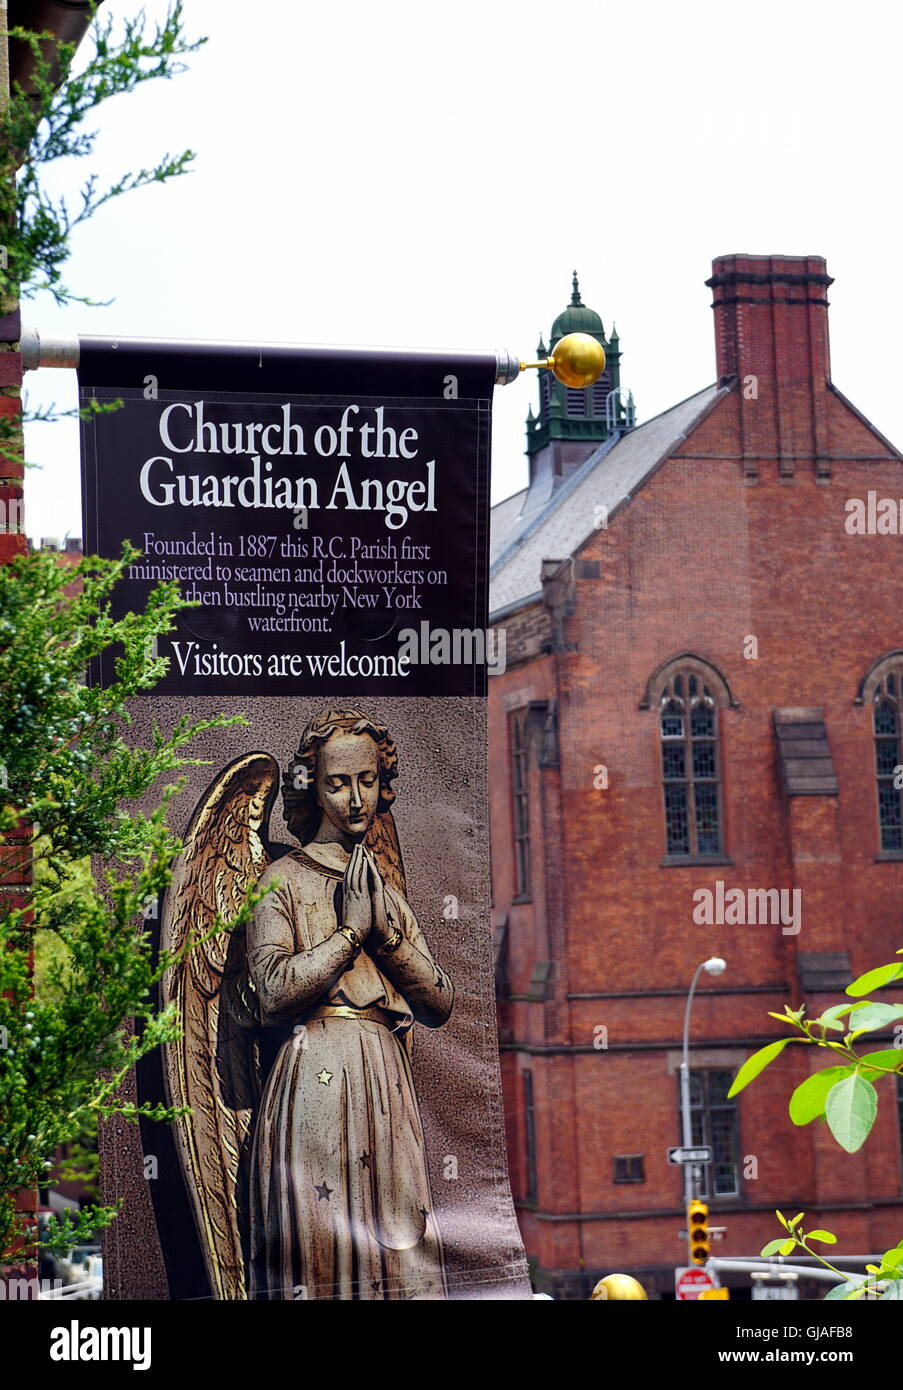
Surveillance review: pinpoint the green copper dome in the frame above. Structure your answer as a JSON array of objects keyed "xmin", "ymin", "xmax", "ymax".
[{"xmin": 550, "ymin": 270, "xmax": 605, "ymax": 347}]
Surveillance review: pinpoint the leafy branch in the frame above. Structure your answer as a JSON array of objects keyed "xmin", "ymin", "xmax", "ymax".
[
  {"xmin": 1, "ymin": 1, "xmax": 204, "ymax": 307},
  {"xmin": 0, "ymin": 2, "xmax": 204, "ymax": 473},
  {"xmin": 0, "ymin": 548, "xmax": 261, "ymax": 1263},
  {"xmin": 727, "ymin": 950, "xmax": 903, "ymax": 1152},
  {"xmin": 761, "ymin": 1211, "xmax": 903, "ymax": 1302}
]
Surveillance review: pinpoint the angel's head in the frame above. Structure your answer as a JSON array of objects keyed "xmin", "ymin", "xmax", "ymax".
[{"xmin": 282, "ymin": 707, "xmax": 399, "ymax": 845}]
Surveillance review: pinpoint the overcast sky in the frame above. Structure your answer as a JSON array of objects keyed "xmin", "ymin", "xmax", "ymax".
[{"xmin": 22, "ymin": 0, "xmax": 903, "ymax": 542}]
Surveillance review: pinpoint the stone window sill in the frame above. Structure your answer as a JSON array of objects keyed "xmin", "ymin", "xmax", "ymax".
[{"xmin": 660, "ymin": 854, "xmax": 734, "ymax": 869}]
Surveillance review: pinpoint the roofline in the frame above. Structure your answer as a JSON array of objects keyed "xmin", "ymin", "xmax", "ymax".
[
  {"xmin": 826, "ymin": 381, "xmax": 903, "ymax": 461},
  {"xmin": 489, "ymin": 590, "xmax": 542, "ymax": 625},
  {"xmin": 490, "ymin": 430, "xmax": 623, "ymax": 576},
  {"xmin": 489, "ymin": 380, "xmax": 725, "ymax": 517}
]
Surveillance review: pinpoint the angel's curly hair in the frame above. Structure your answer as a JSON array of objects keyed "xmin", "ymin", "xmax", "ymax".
[{"xmin": 282, "ymin": 706, "xmax": 399, "ymax": 843}]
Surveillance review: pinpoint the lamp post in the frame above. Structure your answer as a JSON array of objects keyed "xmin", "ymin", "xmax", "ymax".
[{"xmin": 680, "ymin": 957, "xmax": 726, "ymax": 1206}]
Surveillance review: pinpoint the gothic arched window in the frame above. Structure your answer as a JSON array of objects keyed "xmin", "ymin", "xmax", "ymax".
[{"xmin": 642, "ymin": 655, "xmax": 735, "ymax": 861}]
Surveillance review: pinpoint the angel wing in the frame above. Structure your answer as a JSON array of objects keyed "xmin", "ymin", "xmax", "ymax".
[
  {"xmin": 366, "ymin": 809, "xmax": 406, "ymax": 899},
  {"xmin": 160, "ymin": 752, "xmax": 282, "ymax": 1301}
]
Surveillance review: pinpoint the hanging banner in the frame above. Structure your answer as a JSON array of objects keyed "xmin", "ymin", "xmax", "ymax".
[{"xmin": 79, "ymin": 337, "xmax": 529, "ymax": 1302}]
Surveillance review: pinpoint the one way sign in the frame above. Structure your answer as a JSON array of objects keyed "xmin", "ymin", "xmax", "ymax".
[{"xmin": 668, "ymin": 1146, "xmax": 713, "ymax": 1165}]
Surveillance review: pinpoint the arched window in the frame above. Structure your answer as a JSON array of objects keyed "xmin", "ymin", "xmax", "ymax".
[
  {"xmin": 642, "ymin": 655, "xmax": 734, "ymax": 861},
  {"xmin": 855, "ymin": 652, "xmax": 903, "ymax": 853}
]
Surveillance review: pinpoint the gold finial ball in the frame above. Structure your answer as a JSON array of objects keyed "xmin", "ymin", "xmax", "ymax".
[
  {"xmin": 551, "ymin": 332, "xmax": 606, "ymax": 389},
  {"xmin": 591, "ymin": 1273, "xmax": 648, "ymax": 1301}
]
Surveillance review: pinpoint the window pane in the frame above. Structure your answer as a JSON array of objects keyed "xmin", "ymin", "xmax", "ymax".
[
  {"xmin": 664, "ymin": 784, "xmax": 690, "ymax": 854},
  {"xmin": 692, "ymin": 741, "xmax": 716, "ymax": 780},
  {"xmin": 876, "ymin": 739, "xmax": 899, "ymax": 777},
  {"xmin": 708, "ymin": 1071, "xmax": 734, "ymax": 1103},
  {"xmin": 691, "ymin": 704, "xmax": 715, "ymax": 738},
  {"xmin": 695, "ymin": 784, "xmax": 720, "ymax": 854},
  {"xmin": 879, "ymin": 781, "xmax": 903, "ymax": 851},
  {"xmin": 661, "ymin": 700, "xmax": 684, "ymax": 738},
  {"xmin": 662, "ymin": 744, "xmax": 686, "ymax": 780},
  {"xmin": 713, "ymin": 1164, "xmax": 738, "ymax": 1196},
  {"xmin": 875, "ymin": 703, "xmax": 898, "ymax": 736}
]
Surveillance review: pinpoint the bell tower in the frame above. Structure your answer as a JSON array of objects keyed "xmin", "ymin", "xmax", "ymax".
[{"xmin": 525, "ymin": 272, "xmax": 633, "ymax": 470}]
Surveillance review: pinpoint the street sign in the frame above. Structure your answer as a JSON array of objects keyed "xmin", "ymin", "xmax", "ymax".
[
  {"xmin": 676, "ymin": 1266, "xmax": 719, "ymax": 1300},
  {"xmin": 752, "ymin": 1277, "xmax": 800, "ymax": 1301},
  {"xmin": 668, "ymin": 1146, "xmax": 713, "ymax": 1165}
]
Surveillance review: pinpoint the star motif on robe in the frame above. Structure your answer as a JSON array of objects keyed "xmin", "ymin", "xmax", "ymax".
[
  {"xmin": 434, "ymin": 974, "xmax": 445, "ymax": 990},
  {"xmin": 359, "ymin": 1151, "xmax": 371, "ymax": 1169},
  {"xmin": 419, "ymin": 1207, "xmax": 429, "ymax": 1222},
  {"xmin": 371, "ymin": 1278, "xmax": 382, "ymax": 1293},
  {"xmin": 315, "ymin": 1182, "xmax": 333, "ymax": 1201},
  {"xmin": 395, "ymin": 1078, "xmax": 404, "ymax": 1096},
  {"xmin": 316, "ymin": 1069, "xmax": 333, "ymax": 1086}
]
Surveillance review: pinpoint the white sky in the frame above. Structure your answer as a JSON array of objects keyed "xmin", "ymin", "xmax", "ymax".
[{"xmin": 21, "ymin": 0, "xmax": 903, "ymax": 542}]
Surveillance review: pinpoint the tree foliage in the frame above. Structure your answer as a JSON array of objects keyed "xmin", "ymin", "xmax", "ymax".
[
  {"xmin": 0, "ymin": 547, "xmax": 257, "ymax": 1262},
  {"xmin": 730, "ymin": 950, "xmax": 903, "ymax": 1298}
]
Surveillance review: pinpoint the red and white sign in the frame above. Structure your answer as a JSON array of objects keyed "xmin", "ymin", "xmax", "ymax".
[{"xmin": 676, "ymin": 1267, "xmax": 719, "ymax": 1300}]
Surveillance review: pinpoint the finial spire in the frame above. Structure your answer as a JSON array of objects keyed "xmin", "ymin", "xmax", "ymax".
[{"xmin": 571, "ymin": 269, "xmax": 583, "ymax": 307}]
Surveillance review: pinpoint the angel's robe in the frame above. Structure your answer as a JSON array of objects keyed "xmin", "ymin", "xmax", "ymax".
[{"xmin": 245, "ymin": 845, "xmax": 453, "ymax": 1301}]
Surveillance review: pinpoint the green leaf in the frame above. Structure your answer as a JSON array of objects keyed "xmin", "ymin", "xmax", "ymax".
[
  {"xmin": 727, "ymin": 1038, "xmax": 803, "ymax": 1098},
  {"xmin": 880, "ymin": 1279, "xmax": 903, "ymax": 1300},
  {"xmin": 788, "ymin": 1212, "xmax": 804, "ymax": 1229},
  {"xmin": 775, "ymin": 1210, "xmax": 790, "ymax": 1229},
  {"xmin": 760, "ymin": 1239, "xmax": 788, "ymax": 1257},
  {"xmin": 846, "ymin": 962, "xmax": 903, "ymax": 997},
  {"xmin": 857, "ymin": 1049, "xmax": 903, "ymax": 1078},
  {"xmin": 847, "ymin": 1003, "xmax": 903, "ymax": 1038},
  {"xmin": 779, "ymin": 1238, "xmax": 797, "ymax": 1256},
  {"xmin": 824, "ymin": 1073, "xmax": 879, "ymax": 1152},
  {"xmin": 880, "ymin": 1246, "xmax": 903, "ymax": 1273},
  {"xmin": 813, "ymin": 1003, "xmax": 856, "ymax": 1031},
  {"xmin": 789, "ymin": 1067, "xmax": 853, "ymax": 1125},
  {"xmin": 806, "ymin": 1230, "xmax": 837, "ymax": 1244},
  {"xmin": 823, "ymin": 1281, "xmax": 864, "ymax": 1300}
]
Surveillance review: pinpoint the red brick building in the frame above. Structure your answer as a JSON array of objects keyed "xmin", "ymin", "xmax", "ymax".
[{"xmin": 489, "ymin": 255, "xmax": 903, "ymax": 1298}]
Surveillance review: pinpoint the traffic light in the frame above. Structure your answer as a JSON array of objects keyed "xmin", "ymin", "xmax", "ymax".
[{"xmin": 688, "ymin": 1199, "xmax": 710, "ymax": 1266}]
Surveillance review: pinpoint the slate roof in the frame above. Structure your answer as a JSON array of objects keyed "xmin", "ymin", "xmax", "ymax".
[{"xmin": 489, "ymin": 382, "xmax": 726, "ymax": 618}]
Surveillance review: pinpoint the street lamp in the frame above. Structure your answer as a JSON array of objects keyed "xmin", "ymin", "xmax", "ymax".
[{"xmin": 680, "ymin": 957, "xmax": 726, "ymax": 1207}]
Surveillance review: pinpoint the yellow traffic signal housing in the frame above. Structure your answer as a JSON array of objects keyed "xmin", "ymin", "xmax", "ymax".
[{"xmin": 688, "ymin": 1199, "xmax": 710, "ymax": 1266}]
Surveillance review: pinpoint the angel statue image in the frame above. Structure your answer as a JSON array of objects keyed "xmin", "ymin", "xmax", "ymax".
[{"xmin": 161, "ymin": 707, "xmax": 454, "ymax": 1301}]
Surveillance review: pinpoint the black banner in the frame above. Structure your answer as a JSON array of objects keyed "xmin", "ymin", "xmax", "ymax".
[
  {"xmin": 79, "ymin": 338, "xmax": 530, "ymax": 1303},
  {"xmin": 80, "ymin": 339, "xmax": 495, "ymax": 696}
]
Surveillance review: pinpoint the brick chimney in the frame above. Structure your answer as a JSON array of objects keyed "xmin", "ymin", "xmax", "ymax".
[{"xmin": 706, "ymin": 254, "xmax": 834, "ymax": 483}]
